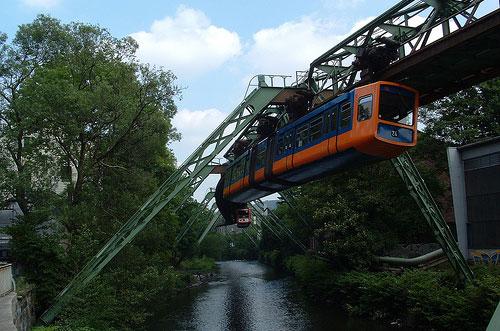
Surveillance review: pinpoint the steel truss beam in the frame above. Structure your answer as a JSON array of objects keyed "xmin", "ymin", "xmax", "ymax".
[
  {"xmin": 392, "ymin": 152, "xmax": 474, "ymax": 282},
  {"xmin": 41, "ymin": 77, "xmax": 292, "ymax": 324},
  {"xmin": 304, "ymin": 0, "xmax": 491, "ymax": 105},
  {"xmin": 197, "ymin": 212, "xmax": 221, "ymax": 245},
  {"xmin": 253, "ymin": 200, "xmax": 308, "ymax": 252},
  {"xmin": 175, "ymin": 190, "xmax": 215, "ymax": 245}
]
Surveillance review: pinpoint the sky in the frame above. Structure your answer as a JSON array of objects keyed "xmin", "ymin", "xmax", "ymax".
[{"xmin": 2, "ymin": 0, "xmax": 496, "ymax": 199}]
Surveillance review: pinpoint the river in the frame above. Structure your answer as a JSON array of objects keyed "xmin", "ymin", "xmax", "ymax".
[{"xmin": 148, "ymin": 260, "xmax": 399, "ymax": 331}]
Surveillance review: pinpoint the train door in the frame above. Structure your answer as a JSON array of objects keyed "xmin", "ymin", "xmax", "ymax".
[
  {"xmin": 325, "ymin": 106, "xmax": 339, "ymax": 155},
  {"xmin": 253, "ymin": 140, "xmax": 267, "ymax": 183}
]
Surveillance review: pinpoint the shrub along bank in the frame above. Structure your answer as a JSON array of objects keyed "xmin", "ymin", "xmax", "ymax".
[
  {"xmin": 284, "ymin": 255, "xmax": 500, "ymax": 331},
  {"xmin": 32, "ymin": 257, "xmax": 216, "ymax": 331}
]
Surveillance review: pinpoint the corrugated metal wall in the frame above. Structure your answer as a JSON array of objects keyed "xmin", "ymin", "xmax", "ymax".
[{"xmin": 464, "ymin": 152, "xmax": 500, "ymax": 248}]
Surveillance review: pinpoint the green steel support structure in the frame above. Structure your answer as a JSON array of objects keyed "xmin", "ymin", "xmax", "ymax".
[
  {"xmin": 304, "ymin": 0, "xmax": 492, "ymax": 105},
  {"xmin": 175, "ymin": 190, "xmax": 216, "ymax": 245},
  {"xmin": 197, "ymin": 212, "xmax": 221, "ymax": 245},
  {"xmin": 253, "ymin": 200, "xmax": 308, "ymax": 252},
  {"xmin": 392, "ymin": 153, "xmax": 475, "ymax": 282}
]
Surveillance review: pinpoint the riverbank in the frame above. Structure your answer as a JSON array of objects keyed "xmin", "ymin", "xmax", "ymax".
[
  {"xmin": 32, "ymin": 257, "xmax": 217, "ymax": 331},
  {"xmin": 279, "ymin": 254, "xmax": 500, "ymax": 331}
]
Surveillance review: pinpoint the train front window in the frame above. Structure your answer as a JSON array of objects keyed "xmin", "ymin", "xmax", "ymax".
[
  {"xmin": 237, "ymin": 209, "xmax": 249, "ymax": 218},
  {"xmin": 379, "ymin": 86, "xmax": 415, "ymax": 126}
]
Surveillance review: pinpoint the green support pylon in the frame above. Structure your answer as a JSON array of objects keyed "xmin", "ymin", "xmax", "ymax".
[
  {"xmin": 253, "ymin": 209, "xmax": 284, "ymax": 241},
  {"xmin": 40, "ymin": 76, "xmax": 292, "ymax": 324},
  {"xmin": 253, "ymin": 200, "xmax": 307, "ymax": 252},
  {"xmin": 197, "ymin": 212, "xmax": 221, "ymax": 245},
  {"xmin": 175, "ymin": 190, "xmax": 216, "ymax": 245},
  {"xmin": 392, "ymin": 152, "xmax": 474, "ymax": 283}
]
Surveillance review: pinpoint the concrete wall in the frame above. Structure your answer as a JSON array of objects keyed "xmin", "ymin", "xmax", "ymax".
[
  {"xmin": 0, "ymin": 264, "xmax": 13, "ymax": 295},
  {"xmin": 12, "ymin": 290, "xmax": 35, "ymax": 331},
  {"xmin": 448, "ymin": 137, "xmax": 500, "ymax": 261},
  {"xmin": 0, "ymin": 264, "xmax": 34, "ymax": 331}
]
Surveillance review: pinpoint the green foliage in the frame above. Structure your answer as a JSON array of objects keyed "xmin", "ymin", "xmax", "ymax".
[
  {"xmin": 180, "ymin": 256, "xmax": 216, "ymax": 272},
  {"xmin": 286, "ymin": 255, "xmax": 500, "ymax": 330},
  {"xmin": 6, "ymin": 216, "xmax": 69, "ymax": 310},
  {"xmin": 198, "ymin": 232, "xmax": 258, "ymax": 261},
  {"xmin": 260, "ymin": 249, "xmax": 283, "ymax": 268},
  {"xmin": 420, "ymin": 78, "xmax": 500, "ymax": 145},
  {"xmin": 313, "ymin": 196, "xmax": 377, "ymax": 269},
  {"xmin": 0, "ymin": 14, "xmax": 211, "ymax": 331}
]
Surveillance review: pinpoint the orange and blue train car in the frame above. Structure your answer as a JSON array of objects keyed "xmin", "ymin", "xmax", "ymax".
[{"xmin": 218, "ymin": 81, "xmax": 419, "ymax": 205}]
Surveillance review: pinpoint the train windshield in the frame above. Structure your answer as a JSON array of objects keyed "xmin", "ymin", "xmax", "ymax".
[
  {"xmin": 237, "ymin": 210, "xmax": 247, "ymax": 217},
  {"xmin": 378, "ymin": 85, "xmax": 415, "ymax": 126}
]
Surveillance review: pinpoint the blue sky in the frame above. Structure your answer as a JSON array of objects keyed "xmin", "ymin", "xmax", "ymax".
[{"xmin": 3, "ymin": 0, "xmax": 496, "ymax": 198}]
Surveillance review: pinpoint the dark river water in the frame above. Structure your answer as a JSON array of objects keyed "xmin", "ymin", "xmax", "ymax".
[{"xmin": 149, "ymin": 260, "xmax": 398, "ymax": 331}]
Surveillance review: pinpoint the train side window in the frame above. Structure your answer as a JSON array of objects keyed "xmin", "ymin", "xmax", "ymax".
[
  {"xmin": 309, "ymin": 115, "xmax": 323, "ymax": 141},
  {"xmin": 358, "ymin": 95, "xmax": 373, "ymax": 121},
  {"xmin": 296, "ymin": 124, "xmax": 309, "ymax": 148},
  {"xmin": 230, "ymin": 164, "xmax": 236, "ymax": 183},
  {"xmin": 340, "ymin": 102, "xmax": 352, "ymax": 129},
  {"xmin": 244, "ymin": 156, "xmax": 249, "ymax": 177},
  {"xmin": 234, "ymin": 161, "xmax": 243, "ymax": 181},
  {"xmin": 238, "ymin": 161, "xmax": 244, "ymax": 178}
]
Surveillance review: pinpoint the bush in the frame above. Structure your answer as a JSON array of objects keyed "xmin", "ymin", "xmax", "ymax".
[
  {"xmin": 180, "ymin": 256, "xmax": 216, "ymax": 272},
  {"xmin": 285, "ymin": 255, "xmax": 500, "ymax": 330}
]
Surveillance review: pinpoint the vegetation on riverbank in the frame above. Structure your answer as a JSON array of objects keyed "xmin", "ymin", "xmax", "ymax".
[
  {"xmin": 30, "ymin": 256, "xmax": 216, "ymax": 331},
  {"xmin": 0, "ymin": 15, "xmax": 219, "ymax": 331},
  {"xmin": 283, "ymin": 255, "xmax": 499, "ymax": 331}
]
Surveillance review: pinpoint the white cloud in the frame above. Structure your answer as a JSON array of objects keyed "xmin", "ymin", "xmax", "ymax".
[
  {"xmin": 320, "ymin": 0, "xmax": 365, "ymax": 10},
  {"xmin": 244, "ymin": 15, "xmax": 379, "ymax": 78},
  {"xmin": 171, "ymin": 108, "xmax": 227, "ymax": 164},
  {"xmin": 130, "ymin": 6, "xmax": 241, "ymax": 77},
  {"xmin": 245, "ymin": 16, "xmax": 343, "ymax": 76},
  {"xmin": 22, "ymin": 0, "xmax": 59, "ymax": 8}
]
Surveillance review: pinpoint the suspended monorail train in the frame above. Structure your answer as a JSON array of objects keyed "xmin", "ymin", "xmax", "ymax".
[{"xmin": 216, "ymin": 81, "xmax": 419, "ymax": 225}]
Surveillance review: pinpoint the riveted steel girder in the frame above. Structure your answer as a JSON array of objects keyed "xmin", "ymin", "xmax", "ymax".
[
  {"xmin": 175, "ymin": 190, "xmax": 216, "ymax": 245},
  {"xmin": 305, "ymin": 0, "xmax": 496, "ymax": 105}
]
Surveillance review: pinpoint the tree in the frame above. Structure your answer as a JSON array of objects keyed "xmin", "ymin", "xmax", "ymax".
[
  {"xmin": 1, "ymin": 16, "xmax": 186, "ymax": 325},
  {"xmin": 0, "ymin": 15, "xmax": 67, "ymax": 214},
  {"xmin": 420, "ymin": 78, "xmax": 500, "ymax": 145}
]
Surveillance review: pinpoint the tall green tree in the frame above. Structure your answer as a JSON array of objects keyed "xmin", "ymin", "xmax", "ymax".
[
  {"xmin": 0, "ymin": 16, "xmax": 66, "ymax": 214},
  {"xmin": 420, "ymin": 78, "xmax": 500, "ymax": 145},
  {"xmin": 1, "ymin": 16, "xmax": 189, "ymax": 323}
]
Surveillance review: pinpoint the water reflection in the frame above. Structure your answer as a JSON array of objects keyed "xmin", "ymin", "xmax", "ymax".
[{"xmin": 149, "ymin": 261, "xmax": 397, "ymax": 331}]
